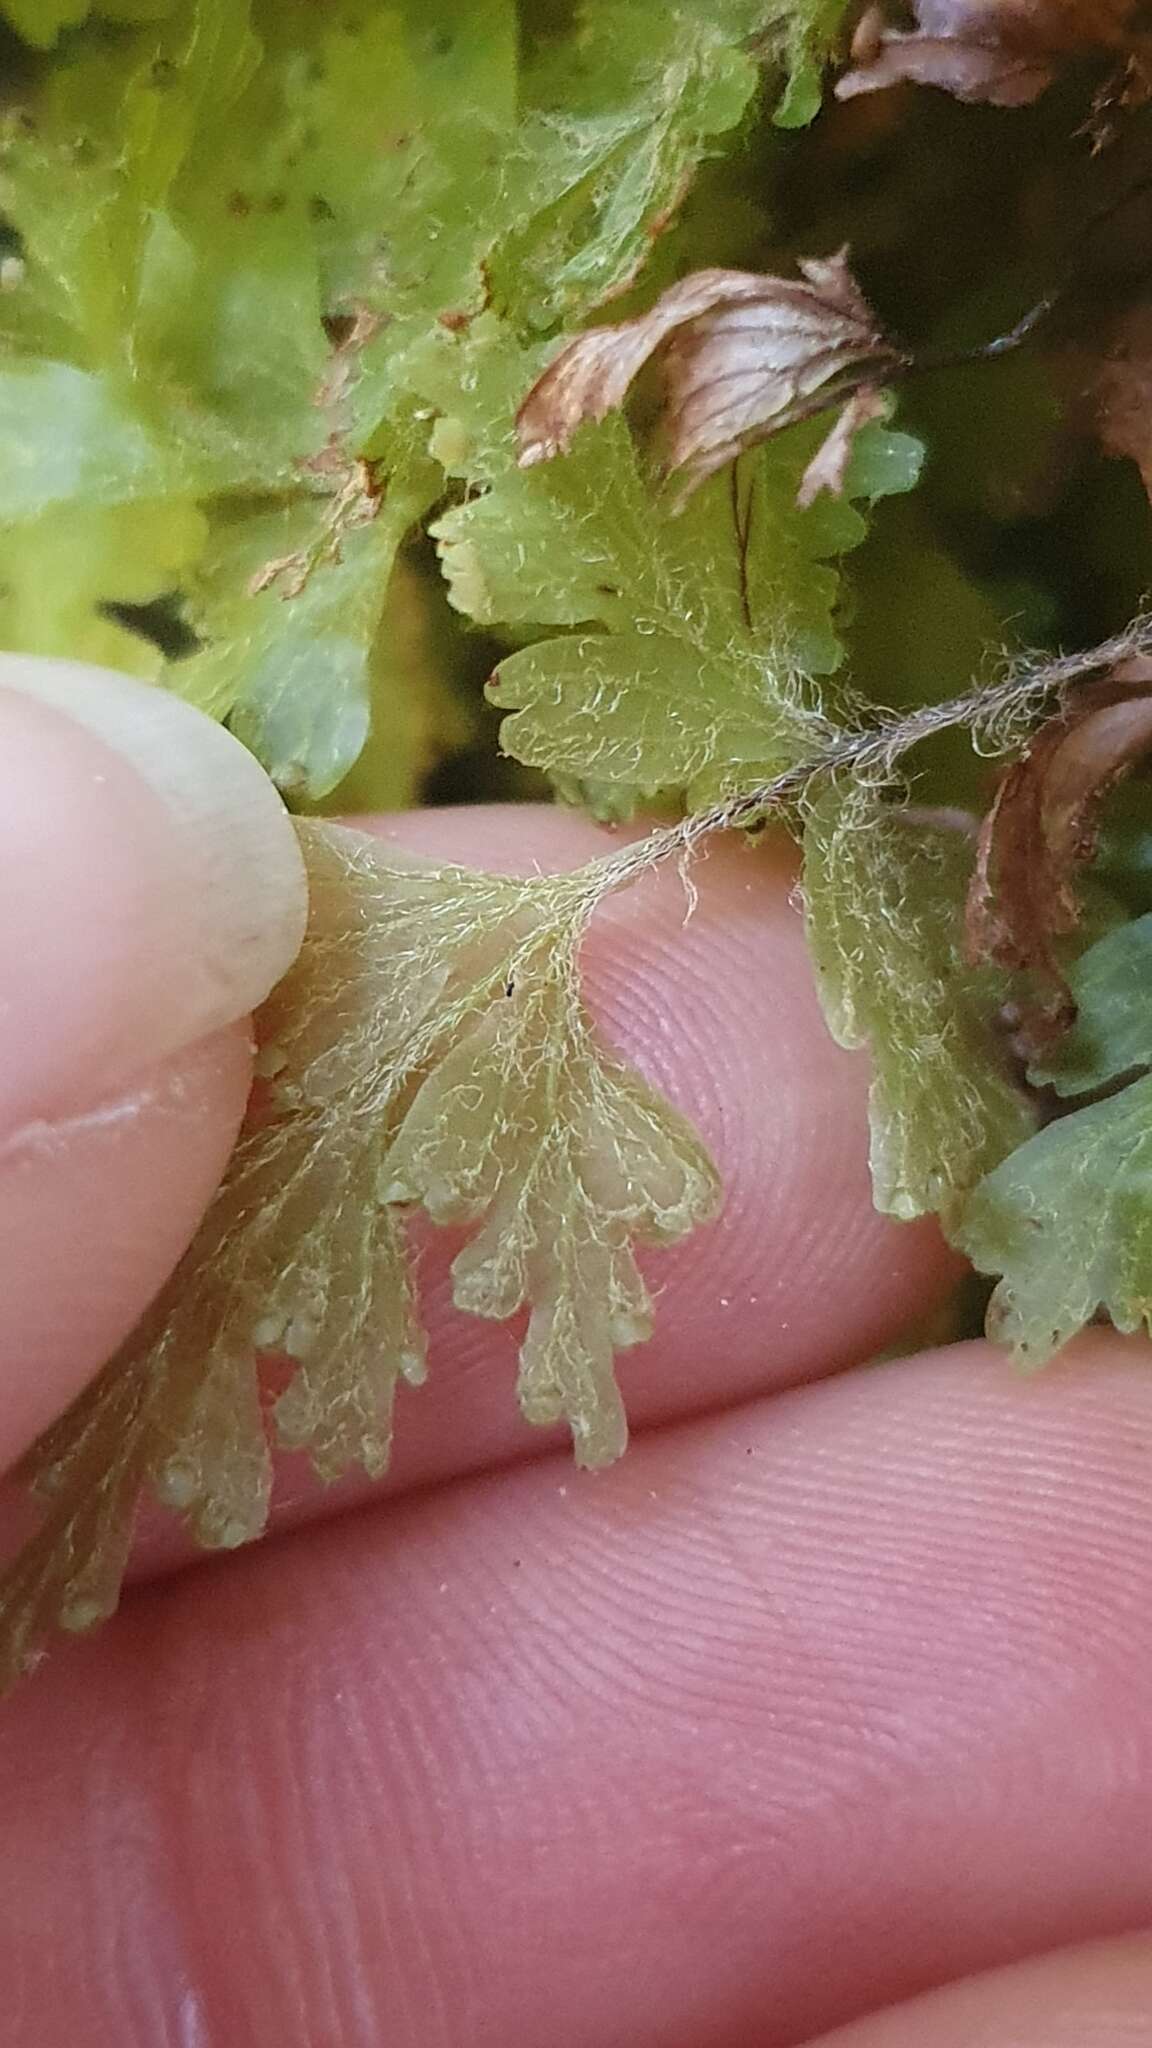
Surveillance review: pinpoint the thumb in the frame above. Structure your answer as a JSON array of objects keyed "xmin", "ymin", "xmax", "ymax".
[{"xmin": 0, "ymin": 656, "xmax": 307, "ymax": 1469}]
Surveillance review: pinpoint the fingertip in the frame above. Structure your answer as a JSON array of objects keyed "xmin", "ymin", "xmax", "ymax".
[
  {"xmin": 0, "ymin": 661, "xmax": 306, "ymax": 1124},
  {"xmin": 0, "ymin": 1027, "xmax": 254, "ymax": 1465},
  {"xmin": 0, "ymin": 658, "xmax": 307, "ymax": 1461},
  {"xmin": 803, "ymin": 1933, "xmax": 1152, "ymax": 2046}
]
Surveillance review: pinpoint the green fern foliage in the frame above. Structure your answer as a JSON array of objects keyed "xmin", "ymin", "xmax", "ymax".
[{"xmin": 3, "ymin": 0, "xmax": 1152, "ymax": 1683}]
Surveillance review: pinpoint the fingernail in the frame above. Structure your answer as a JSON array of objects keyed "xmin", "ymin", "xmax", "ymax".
[{"xmin": 0, "ymin": 655, "xmax": 309, "ymax": 1123}]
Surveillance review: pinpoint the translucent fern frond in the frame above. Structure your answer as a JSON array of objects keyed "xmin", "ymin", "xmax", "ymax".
[{"xmin": 0, "ymin": 819, "xmax": 719, "ymax": 1687}]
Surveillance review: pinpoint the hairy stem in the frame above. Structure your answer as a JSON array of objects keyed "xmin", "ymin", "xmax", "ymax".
[{"xmin": 576, "ymin": 621, "xmax": 1152, "ymax": 908}]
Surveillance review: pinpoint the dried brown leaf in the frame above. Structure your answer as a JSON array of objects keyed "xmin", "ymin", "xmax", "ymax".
[
  {"xmin": 838, "ymin": 0, "xmax": 1142, "ymax": 108},
  {"xmin": 515, "ymin": 252, "xmax": 906, "ymax": 499},
  {"xmin": 966, "ymin": 659, "xmax": 1152, "ymax": 1049},
  {"xmin": 796, "ymin": 382, "xmax": 889, "ymax": 506}
]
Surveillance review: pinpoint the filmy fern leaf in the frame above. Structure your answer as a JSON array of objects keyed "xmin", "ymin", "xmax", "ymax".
[
  {"xmin": 803, "ymin": 785, "xmax": 1034, "ymax": 1220},
  {"xmin": 0, "ymin": 820, "xmax": 719, "ymax": 1685}
]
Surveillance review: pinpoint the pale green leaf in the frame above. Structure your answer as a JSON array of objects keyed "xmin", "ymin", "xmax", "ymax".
[
  {"xmin": 0, "ymin": 823, "xmax": 509, "ymax": 1681},
  {"xmin": 0, "ymin": 362, "xmax": 184, "ymax": 519},
  {"xmin": 0, "ymin": 0, "xmax": 175, "ymax": 43},
  {"xmin": 0, "ymin": 496, "xmax": 207, "ymax": 674},
  {"xmin": 804, "ymin": 786, "xmax": 1033, "ymax": 1219},
  {"xmin": 319, "ymin": 553, "xmax": 475, "ymax": 816},
  {"xmin": 0, "ymin": 3, "xmax": 261, "ymax": 373},
  {"xmin": 384, "ymin": 932, "xmax": 720, "ymax": 1464},
  {"xmin": 0, "ymin": 0, "xmax": 90, "ymax": 48},
  {"xmin": 424, "ymin": 320, "xmax": 921, "ymax": 809},
  {"xmin": 957, "ymin": 1075, "xmax": 1152, "ymax": 1362},
  {"xmin": 1028, "ymin": 914, "xmax": 1152, "ymax": 1099},
  {"xmin": 0, "ymin": 1362, "xmax": 155, "ymax": 1680},
  {"xmin": 488, "ymin": 629, "xmax": 815, "ymax": 803},
  {"xmin": 488, "ymin": 1, "xmax": 759, "ymax": 332},
  {"xmin": 0, "ymin": 822, "xmax": 718, "ymax": 1682},
  {"xmin": 768, "ymin": 0, "xmax": 854, "ymax": 127},
  {"xmin": 0, "ymin": 0, "xmax": 841, "ymax": 800},
  {"xmin": 271, "ymin": 0, "xmax": 517, "ymax": 315},
  {"xmin": 175, "ymin": 464, "xmax": 439, "ymax": 799}
]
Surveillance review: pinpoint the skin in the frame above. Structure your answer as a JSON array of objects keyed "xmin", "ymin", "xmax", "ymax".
[{"xmin": 2, "ymin": 704, "xmax": 1152, "ymax": 2045}]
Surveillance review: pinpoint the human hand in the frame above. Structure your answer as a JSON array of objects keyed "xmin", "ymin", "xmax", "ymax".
[{"xmin": 0, "ymin": 661, "xmax": 1150, "ymax": 2047}]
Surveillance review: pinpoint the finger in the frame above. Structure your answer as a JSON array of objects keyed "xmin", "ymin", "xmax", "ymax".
[
  {"xmin": 263, "ymin": 804, "xmax": 961, "ymax": 1526},
  {"xmin": 6, "ymin": 1333, "xmax": 1152, "ymax": 2048},
  {"xmin": 803, "ymin": 1934, "xmax": 1152, "ymax": 2046},
  {"xmin": 0, "ymin": 658, "xmax": 307, "ymax": 1464}
]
